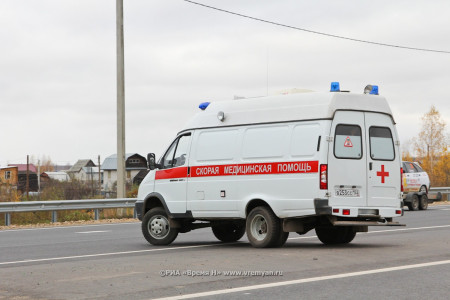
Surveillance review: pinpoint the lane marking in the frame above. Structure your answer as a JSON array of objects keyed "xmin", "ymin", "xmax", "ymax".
[
  {"xmin": 0, "ymin": 244, "xmax": 221, "ymax": 266},
  {"xmin": 1, "ymin": 224, "xmax": 449, "ymax": 266},
  {"xmin": 151, "ymin": 260, "xmax": 450, "ymax": 300},
  {"xmin": 75, "ymin": 230, "xmax": 111, "ymax": 234}
]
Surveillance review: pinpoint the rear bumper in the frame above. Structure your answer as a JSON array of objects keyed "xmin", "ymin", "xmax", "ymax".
[{"xmin": 314, "ymin": 198, "xmax": 405, "ymax": 226}]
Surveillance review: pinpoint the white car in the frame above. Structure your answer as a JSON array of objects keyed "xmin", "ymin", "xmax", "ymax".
[{"xmin": 402, "ymin": 161, "xmax": 430, "ymax": 194}]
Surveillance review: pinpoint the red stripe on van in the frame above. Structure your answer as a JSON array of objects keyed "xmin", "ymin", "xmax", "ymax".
[
  {"xmin": 190, "ymin": 161, "xmax": 318, "ymax": 178},
  {"xmin": 155, "ymin": 167, "xmax": 188, "ymax": 180}
]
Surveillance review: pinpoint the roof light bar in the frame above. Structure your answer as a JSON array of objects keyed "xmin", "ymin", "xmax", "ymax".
[
  {"xmin": 199, "ymin": 102, "xmax": 210, "ymax": 110},
  {"xmin": 364, "ymin": 85, "xmax": 379, "ymax": 95},
  {"xmin": 330, "ymin": 82, "xmax": 340, "ymax": 92}
]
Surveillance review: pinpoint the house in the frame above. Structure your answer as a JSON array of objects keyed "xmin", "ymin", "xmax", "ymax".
[
  {"xmin": 66, "ymin": 159, "xmax": 100, "ymax": 182},
  {"xmin": 7, "ymin": 164, "xmax": 38, "ymax": 192},
  {"xmin": 0, "ymin": 166, "xmax": 19, "ymax": 190},
  {"xmin": 40, "ymin": 171, "xmax": 70, "ymax": 182},
  {"xmin": 101, "ymin": 153, "xmax": 147, "ymax": 192}
]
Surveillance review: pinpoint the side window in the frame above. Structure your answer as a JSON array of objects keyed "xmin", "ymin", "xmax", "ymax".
[
  {"xmin": 334, "ymin": 124, "xmax": 362, "ymax": 159},
  {"xmin": 161, "ymin": 134, "xmax": 191, "ymax": 169},
  {"xmin": 173, "ymin": 135, "xmax": 191, "ymax": 167},
  {"xmin": 413, "ymin": 163, "xmax": 424, "ymax": 173},
  {"xmin": 403, "ymin": 162, "xmax": 415, "ymax": 173},
  {"xmin": 369, "ymin": 127, "xmax": 394, "ymax": 161}
]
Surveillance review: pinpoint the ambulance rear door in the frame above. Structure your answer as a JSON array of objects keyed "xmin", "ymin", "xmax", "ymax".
[{"xmin": 365, "ymin": 112, "xmax": 400, "ymax": 207}]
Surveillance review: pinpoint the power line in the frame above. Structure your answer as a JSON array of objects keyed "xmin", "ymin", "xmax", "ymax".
[{"xmin": 183, "ymin": 0, "xmax": 450, "ymax": 54}]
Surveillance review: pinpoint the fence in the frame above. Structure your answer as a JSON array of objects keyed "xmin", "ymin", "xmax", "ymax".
[
  {"xmin": 0, "ymin": 198, "xmax": 137, "ymax": 226},
  {"xmin": 1, "ymin": 188, "xmax": 449, "ymax": 226}
]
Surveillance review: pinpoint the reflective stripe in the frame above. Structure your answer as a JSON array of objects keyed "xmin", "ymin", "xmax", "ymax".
[{"xmin": 155, "ymin": 161, "xmax": 318, "ymax": 180}]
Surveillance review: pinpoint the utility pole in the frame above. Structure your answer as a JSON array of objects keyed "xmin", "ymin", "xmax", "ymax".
[
  {"xmin": 116, "ymin": 0, "xmax": 126, "ymax": 198},
  {"xmin": 37, "ymin": 159, "xmax": 41, "ymax": 193},
  {"xmin": 26, "ymin": 155, "xmax": 29, "ymax": 200},
  {"xmin": 98, "ymin": 155, "xmax": 101, "ymax": 196}
]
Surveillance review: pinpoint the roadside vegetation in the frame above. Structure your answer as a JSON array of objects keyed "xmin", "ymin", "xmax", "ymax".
[
  {"xmin": 402, "ymin": 106, "xmax": 449, "ymax": 199},
  {"xmin": 0, "ymin": 179, "xmax": 139, "ymax": 226}
]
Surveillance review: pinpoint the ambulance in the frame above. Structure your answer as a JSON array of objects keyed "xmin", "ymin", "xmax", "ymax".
[{"xmin": 135, "ymin": 83, "xmax": 404, "ymax": 248}]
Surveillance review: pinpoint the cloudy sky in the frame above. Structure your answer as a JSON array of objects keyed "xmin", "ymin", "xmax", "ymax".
[{"xmin": 1, "ymin": 0, "xmax": 449, "ymax": 167}]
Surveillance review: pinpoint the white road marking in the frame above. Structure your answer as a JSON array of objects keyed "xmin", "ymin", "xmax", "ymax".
[
  {"xmin": 0, "ymin": 244, "xmax": 220, "ymax": 266},
  {"xmin": 1, "ymin": 224, "xmax": 449, "ymax": 266},
  {"xmin": 151, "ymin": 260, "xmax": 450, "ymax": 300},
  {"xmin": 75, "ymin": 230, "xmax": 111, "ymax": 234}
]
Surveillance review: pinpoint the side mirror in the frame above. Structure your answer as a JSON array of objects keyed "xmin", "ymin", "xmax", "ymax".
[{"xmin": 147, "ymin": 153, "xmax": 157, "ymax": 170}]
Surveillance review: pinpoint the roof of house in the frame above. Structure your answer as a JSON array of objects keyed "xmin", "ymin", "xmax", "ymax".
[
  {"xmin": 8, "ymin": 164, "xmax": 37, "ymax": 173},
  {"xmin": 67, "ymin": 159, "xmax": 96, "ymax": 173},
  {"xmin": 101, "ymin": 153, "xmax": 146, "ymax": 170}
]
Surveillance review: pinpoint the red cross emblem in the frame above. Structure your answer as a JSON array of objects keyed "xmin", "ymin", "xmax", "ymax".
[{"xmin": 376, "ymin": 165, "xmax": 389, "ymax": 183}]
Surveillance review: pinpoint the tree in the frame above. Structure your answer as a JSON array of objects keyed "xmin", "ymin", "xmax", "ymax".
[{"xmin": 413, "ymin": 106, "xmax": 449, "ymax": 187}]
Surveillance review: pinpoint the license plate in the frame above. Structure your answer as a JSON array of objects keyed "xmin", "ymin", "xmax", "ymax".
[{"xmin": 335, "ymin": 189, "xmax": 360, "ymax": 197}]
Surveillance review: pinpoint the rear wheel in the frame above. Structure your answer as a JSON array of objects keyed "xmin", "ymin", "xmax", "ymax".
[
  {"xmin": 212, "ymin": 221, "xmax": 246, "ymax": 242},
  {"xmin": 409, "ymin": 194, "xmax": 420, "ymax": 211},
  {"xmin": 315, "ymin": 226, "xmax": 356, "ymax": 245},
  {"xmin": 142, "ymin": 207, "xmax": 178, "ymax": 245},
  {"xmin": 246, "ymin": 206, "xmax": 284, "ymax": 248},
  {"xmin": 419, "ymin": 194, "xmax": 429, "ymax": 210}
]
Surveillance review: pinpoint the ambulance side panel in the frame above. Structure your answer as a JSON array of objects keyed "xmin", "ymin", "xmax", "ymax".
[
  {"xmin": 235, "ymin": 122, "xmax": 328, "ymax": 218},
  {"xmin": 187, "ymin": 128, "xmax": 241, "ymax": 217}
]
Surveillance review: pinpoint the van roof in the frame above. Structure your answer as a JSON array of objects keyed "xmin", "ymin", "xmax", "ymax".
[{"xmin": 181, "ymin": 92, "xmax": 394, "ymax": 132}]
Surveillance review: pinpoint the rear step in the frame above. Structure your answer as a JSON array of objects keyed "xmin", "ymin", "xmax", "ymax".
[{"xmin": 331, "ymin": 220, "xmax": 405, "ymax": 226}]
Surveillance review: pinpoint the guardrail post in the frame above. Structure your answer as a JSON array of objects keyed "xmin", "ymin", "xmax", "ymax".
[
  {"xmin": 51, "ymin": 211, "xmax": 57, "ymax": 223},
  {"xmin": 133, "ymin": 208, "xmax": 137, "ymax": 219},
  {"xmin": 5, "ymin": 213, "xmax": 11, "ymax": 226},
  {"xmin": 94, "ymin": 209, "xmax": 99, "ymax": 220}
]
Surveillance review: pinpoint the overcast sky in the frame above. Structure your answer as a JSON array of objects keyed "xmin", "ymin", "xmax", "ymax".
[{"xmin": 1, "ymin": 0, "xmax": 449, "ymax": 167}]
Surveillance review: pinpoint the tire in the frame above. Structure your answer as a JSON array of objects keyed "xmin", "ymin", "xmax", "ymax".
[
  {"xmin": 246, "ymin": 206, "xmax": 283, "ymax": 248},
  {"xmin": 315, "ymin": 226, "xmax": 356, "ymax": 245},
  {"xmin": 212, "ymin": 221, "xmax": 246, "ymax": 242},
  {"xmin": 273, "ymin": 231, "xmax": 289, "ymax": 247},
  {"xmin": 141, "ymin": 207, "xmax": 178, "ymax": 245},
  {"xmin": 410, "ymin": 194, "xmax": 420, "ymax": 211},
  {"xmin": 419, "ymin": 194, "xmax": 429, "ymax": 210}
]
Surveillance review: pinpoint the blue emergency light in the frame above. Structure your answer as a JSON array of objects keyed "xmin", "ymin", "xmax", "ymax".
[
  {"xmin": 199, "ymin": 102, "xmax": 210, "ymax": 110},
  {"xmin": 330, "ymin": 82, "xmax": 340, "ymax": 92},
  {"xmin": 364, "ymin": 85, "xmax": 379, "ymax": 95}
]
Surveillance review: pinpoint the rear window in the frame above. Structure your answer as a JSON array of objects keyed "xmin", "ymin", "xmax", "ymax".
[
  {"xmin": 334, "ymin": 124, "xmax": 362, "ymax": 159},
  {"xmin": 370, "ymin": 127, "xmax": 394, "ymax": 161}
]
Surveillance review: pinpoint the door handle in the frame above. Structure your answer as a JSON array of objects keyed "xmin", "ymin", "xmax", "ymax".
[{"xmin": 369, "ymin": 162, "xmax": 373, "ymax": 170}]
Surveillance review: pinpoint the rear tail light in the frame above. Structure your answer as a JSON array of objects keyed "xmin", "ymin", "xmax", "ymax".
[
  {"xmin": 320, "ymin": 164, "xmax": 328, "ymax": 190},
  {"xmin": 400, "ymin": 167, "xmax": 404, "ymax": 192},
  {"xmin": 343, "ymin": 209, "xmax": 350, "ymax": 215}
]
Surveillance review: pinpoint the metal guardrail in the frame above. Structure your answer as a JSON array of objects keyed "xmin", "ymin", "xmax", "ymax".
[
  {"xmin": 0, "ymin": 198, "xmax": 137, "ymax": 226},
  {"xmin": 428, "ymin": 187, "xmax": 449, "ymax": 201},
  {"xmin": 429, "ymin": 187, "xmax": 450, "ymax": 194}
]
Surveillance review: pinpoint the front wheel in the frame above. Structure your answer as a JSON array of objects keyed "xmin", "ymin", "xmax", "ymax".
[
  {"xmin": 315, "ymin": 226, "xmax": 356, "ymax": 245},
  {"xmin": 142, "ymin": 207, "xmax": 179, "ymax": 245},
  {"xmin": 246, "ymin": 206, "xmax": 285, "ymax": 248},
  {"xmin": 212, "ymin": 221, "xmax": 246, "ymax": 242}
]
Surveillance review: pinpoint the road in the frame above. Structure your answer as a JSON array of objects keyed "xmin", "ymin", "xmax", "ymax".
[{"xmin": 1, "ymin": 204, "xmax": 449, "ymax": 300}]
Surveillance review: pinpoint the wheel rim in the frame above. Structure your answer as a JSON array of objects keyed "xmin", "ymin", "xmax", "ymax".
[
  {"xmin": 250, "ymin": 214, "xmax": 267, "ymax": 241},
  {"xmin": 148, "ymin": 215, "xmax": 170, "ymax": 239},
  {"xmin": 412, "ymin": 197, "xmax": 419, "ymax": 209}
]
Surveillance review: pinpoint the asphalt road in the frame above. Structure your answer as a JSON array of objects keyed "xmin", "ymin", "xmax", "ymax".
[{"xmin": 1, "ymin": 204, "xmax": 449, "ymax": 300}]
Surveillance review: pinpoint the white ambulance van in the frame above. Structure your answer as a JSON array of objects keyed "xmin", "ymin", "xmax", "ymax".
[{"xmin": 135, "ymin": 83, "xmax": 404, "ymax": 248}]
